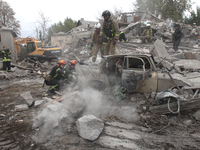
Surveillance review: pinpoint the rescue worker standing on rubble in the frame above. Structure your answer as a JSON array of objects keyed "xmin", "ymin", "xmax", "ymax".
[
  {"xmin": 63, "ymin": 60, "xmax": 77, "ymax": 84},
  {"xmin": 190, "ymin": 23, "xmax": 199, "ymax": 37},
  {"xmin": 172, "ymin": 23, "xmax": 184, "ymax": 52},
  {"xmin": 2, "ymin": 46, "xmax": 11, "ymax": 72},
  {"xmin": 100, "ymin": 10, "xmax": 120, "ymax": 55},
  {"xmin": 142, "ymin": 24, "xmax": 153, "ymax": 43},
  {"xmin": 44, "ymin": 60, "xmax": 66, "ymax": 95},
  {"xmin": 90, "ymin": 23, "xmax": 104, "ymax": 62}
]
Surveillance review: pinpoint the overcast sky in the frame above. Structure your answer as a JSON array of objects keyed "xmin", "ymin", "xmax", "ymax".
[{"xmin": 4, "ymin": 0, "xmax": 200, "ymax": 37}]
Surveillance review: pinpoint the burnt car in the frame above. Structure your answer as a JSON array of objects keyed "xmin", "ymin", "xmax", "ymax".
[{"xmin": 76, "ymin": 54, "xmax": 191, "ymax": 93}]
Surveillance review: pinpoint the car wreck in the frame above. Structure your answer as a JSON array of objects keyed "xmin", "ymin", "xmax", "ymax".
[{"xmin": 76, "ymin": 53, "xmax": 191, "ymax": 94}]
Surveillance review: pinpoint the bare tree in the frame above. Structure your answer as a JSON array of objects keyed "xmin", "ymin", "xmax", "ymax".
[
  {"xmin": 96, "ymin": 7, "xmax": 123, "ymax": 22},
  {"xmin": 0, "ymin": 0, "xmax": 21, "ymax": 35},
  {"xmin": 36, "ymin": 10, "xmax": 50, "ymax": 43}
]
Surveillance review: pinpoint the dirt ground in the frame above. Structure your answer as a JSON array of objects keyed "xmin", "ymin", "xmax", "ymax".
[{"xmin": 0, "ymin": 76, "xmax": 200, "ymax": 150}]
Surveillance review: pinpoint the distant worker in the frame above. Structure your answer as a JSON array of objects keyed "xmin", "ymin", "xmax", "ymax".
[
  {"xmin": 63, "ymin": 60, "xmax": 77, "ymax": 84},
  {"xmin": 2, "ymin": 46, "xmax": 11, "ymax": 72},
  {"xmin": 101, "ymin": 10, "xmax": 120, "ymax": 55},
  {"xmin": 190, "ymin": 23, "xmax": 199, "ymax": 37},
  {"xmin": 90, "ymin": 23, "xmax": 104, "ymax": 62},
  {"xmin": 172, "ymin": 23, "xmax": 184, "ymax": 52},
  {"xmin": 142, "ymin": 24, "xmax": 153, "ymax": 43},
  {"xmin": 119, "ymin": 31, "xmax": 128, "ymax": 42},
  {"xmin": 44, "ymin": 60, "xmax": 66, "ymax": 95}
]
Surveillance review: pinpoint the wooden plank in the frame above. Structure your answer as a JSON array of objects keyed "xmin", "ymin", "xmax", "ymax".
[
  {"xmin": 11, "ymin": 63, "xmax": 33, "ymax": 71},
  {"xmin": 192, "ymin": 89, "xmax": 199, "ymax": 99},
  {"xmin": 43, "ymin": 91, "xmax": 78, "ymax": 107},
  {"xmin": 149, "ymin": 99, "xmax": 200, "ymax": 114},
  {"xmin": 182, "ymin": 86, "xmax": 200, "ymax": 90}
]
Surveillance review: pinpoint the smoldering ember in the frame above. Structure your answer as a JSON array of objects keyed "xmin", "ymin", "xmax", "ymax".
[{"xmin": 1, "ymin": 11, "xmax": 200, "ymax": 150}]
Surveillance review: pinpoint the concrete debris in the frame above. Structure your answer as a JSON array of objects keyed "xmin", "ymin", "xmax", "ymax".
[
  {"xmin": 162, "ymin": 60, "xmax": 173, "ymax": 71},
  {"xmin": 173, "ymin": 59, "xmax": 200, "ymax": 71},
  {"xmin": 183, "ymin": 120, "xmax": 193, "ymax": 126},
  {"xmin": 0, "ymin": 72, "xmax": 7, "ymax": 79},
  {"xmin": 97, "ymin": 136, "xmax": 141, "ymax": 150},
  {"xmin": 192, "ymin": 110, "xmax": 200, "ymax": 121},
  {"xmin": 15, "ymin": 104, "xmax": 29, "ymax": 112},
  {"xmin": 76, "ymin": 115, "xmax": 104, "ymax": 141},
  {"xmin": 19, "ymin": 92, "xmax": 34, "ymax": 106},
  {"xmin": 152, "ymin": 39, "xmax": 173, "ymax": 61},
  {"xmin": 33, "ymin": 102, "xmax": 70, "ymax": 129},
  {"xmin": 34, "ymin": 100, "xmax": 45, "ymax": 107},
  {"xmin": 63, "ymin": 92, "xmax": 86, "ymax": 118}
]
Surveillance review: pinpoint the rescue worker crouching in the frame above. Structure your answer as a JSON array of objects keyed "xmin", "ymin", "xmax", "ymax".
[
  {"xmin": 142, "ymin": 24, "xmax": 153, "ymax": 44},
  {"xmin": 90, "ymin": 23, "xmax": 104, "ymax": 62},
  {"xmin": 45, "ymin": 59, "xmax": 66, "ymax": 95},
  {"xmin": 100, "ymin": 10, "xmax": 120, "ymax": 55},
  {"xmin": 63, "ymin": 60, "xmax": 77, "ymax": 85},
  {"xmin": 2, "ymin": 46, "xmax": 11, "ymax": 72}
]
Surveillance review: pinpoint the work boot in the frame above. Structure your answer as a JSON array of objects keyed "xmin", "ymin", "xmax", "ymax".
[
  {"xmin": 47, "ymin": 86, "xmax": 57, "ymax": 96},
  {"xmin": 46, "ymin": 90, "xmax": 56, "ymax": 96}
]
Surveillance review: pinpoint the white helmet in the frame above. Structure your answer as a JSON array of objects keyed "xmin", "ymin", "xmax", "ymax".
[
  {"xmin": 94, "ymin": 23, "xmax": 101, "ymax": 29},
  {"xmin": 147, "ymin": 24, "xmax": 151, "ymax": 27}
]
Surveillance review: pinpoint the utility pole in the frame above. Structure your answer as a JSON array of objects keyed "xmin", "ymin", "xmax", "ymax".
[
  {"xmin": 39, "ymin": 30, "xmax": 42, "ymax": 41},
  {"xmin": 36, "ymin": 29, "xmax": 38, "ymax": 39}
]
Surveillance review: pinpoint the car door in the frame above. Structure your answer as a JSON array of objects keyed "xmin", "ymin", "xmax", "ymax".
[{"xmin": 122, "ymin": 56, "xmax": 157, "ymax": 93}]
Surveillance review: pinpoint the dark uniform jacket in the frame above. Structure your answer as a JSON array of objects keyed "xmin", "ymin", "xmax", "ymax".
[
  {"xmin": 63, "ymin": 65, "xmax": 74, "ymax": 83},
  {"xmin": 172, "ymin": 28, "xmax": 184, "ymax": 41},
  {"xmin": 2, "ymin": 49, "xmax": 11, "ymax": 62},
  {"xmin": 49, "ymin": 65, "xmax": 64, "ymax": 81},
  {"xmin": 100, "ymin": 18, "xmax": 120, "ymax": 40}
]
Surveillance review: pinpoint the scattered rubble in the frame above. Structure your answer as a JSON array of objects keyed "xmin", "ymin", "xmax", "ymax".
[
  {"xmin": 15, "ymin": 104, "xmax": 29, "ymax": 112},
  {"xmin": 2, "ymin": 11, "xmax": 200, "ymax": 149}
]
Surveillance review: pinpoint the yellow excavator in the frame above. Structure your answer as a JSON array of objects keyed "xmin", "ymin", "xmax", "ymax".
[{"xmin": 14, "ymin": 37, "xmax": 62, "ymax": 61}]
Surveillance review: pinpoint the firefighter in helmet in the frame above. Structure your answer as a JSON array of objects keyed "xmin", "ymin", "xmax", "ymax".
[
  {"xmin": 90, "ymin": 22, "xmax": 104, "ymax": 62},
  {"xmin": 44, "ymin": 59, "xmax": 66, "ymax": 94},
  {"xmin": 100, "ymin": 10, "xmax": 120, "ymax": 55},
  {"xmin": 142, "ymin": 24, "xmax": 153, "ymax": 43},
  {"xmin": 63, "ymin": 60, "xmax": 77, "ymax": 84},
  {"xmin": 2, "ymin": 46, "xmax": 11, "ymax": 72}
]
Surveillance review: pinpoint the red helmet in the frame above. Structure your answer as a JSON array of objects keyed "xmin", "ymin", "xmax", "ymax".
[
  {"xmin": 70, "ymin": 60, "xmax": 77, "ymax": 65},
  {"xmin": 57, "ymin": 60, "xmax": 66, "ymax": 66}
]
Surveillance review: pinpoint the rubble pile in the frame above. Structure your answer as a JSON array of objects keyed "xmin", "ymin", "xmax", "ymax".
[
  {"xmin": 2, "ymin": 12, "xmax": 200, "ymax": 150},
  {"xmin": 120, "ymin": 11, "xmax": 200, "ymax": 49}
]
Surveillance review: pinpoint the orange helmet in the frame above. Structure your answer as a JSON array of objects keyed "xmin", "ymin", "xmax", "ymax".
[
  {"xmin": 57, "ymin": 60, "xmax": 66, "ymax": 66},
  {"xmin": 70, "ymin": 60, "xmax": 77, "ymax": 65}
]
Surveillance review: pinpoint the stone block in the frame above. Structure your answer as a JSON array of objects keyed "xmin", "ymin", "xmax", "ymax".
[
  {"xmin": 19, "ymin": 91, "xmax": 34, "ymax": 106},
  {"xmin": 15, "ymin": 104, "xmax": 28, "ymax": 111},
  {"xmin": 76, "ymin": 115, "xmax": 104, "ymax": 141}
]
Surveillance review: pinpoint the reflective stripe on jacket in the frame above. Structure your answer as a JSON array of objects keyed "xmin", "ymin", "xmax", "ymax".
[
  {"xmin": 2, "ymin": 50, "xmax": 11, "ymax": 62},
  {"xmin": 49, "ymin": 65, "xmax": 64, "ymax": 80},
  {"xmin": 142, "ymin": 28, "xmax": 152, "ymax": 37}
]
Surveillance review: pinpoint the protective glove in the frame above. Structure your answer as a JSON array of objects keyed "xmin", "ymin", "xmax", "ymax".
[{"xmin": 113, "ymin": 39, "xmax": 117, "ymax": 45}]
